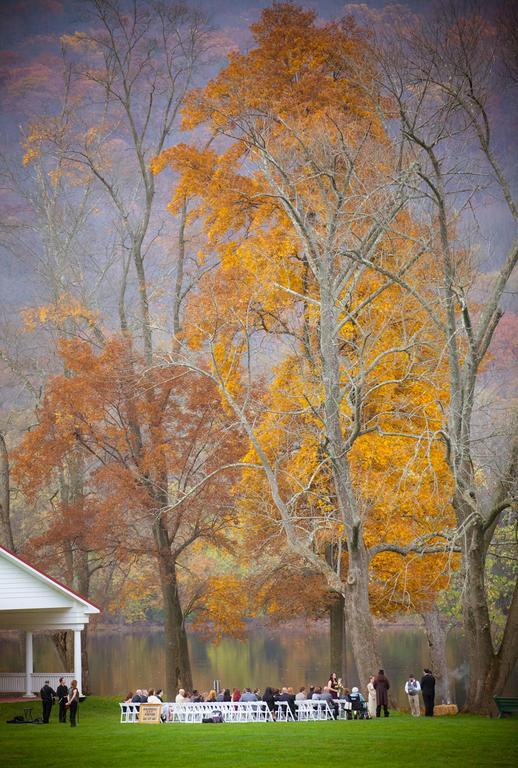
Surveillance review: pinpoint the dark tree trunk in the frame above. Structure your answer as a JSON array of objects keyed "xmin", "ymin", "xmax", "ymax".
[
  {"xmin": 154, "ymin": 514, "xmax": 192, "ymax": 698},
  {"xmin": 0, "ymin": 432, "xmax": 15, "ymax": 551},
  {"xmin": 461, "ymin": 516, "xmax": 499, "ymax": 715},
  {"xmin": 159, "ymin": 554, "xmax": 192, "ymax": 698},
  {"xmin": 81, "ymin": 626, "xmax": 90, "ymax": 695},
  {"xmin": 329, "ymin": 593, "xmax": 347, "ymax": 682}
]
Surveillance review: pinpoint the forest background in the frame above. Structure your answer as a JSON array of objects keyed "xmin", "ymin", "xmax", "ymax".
[{"xmin": 0, "ymin": 0, "xmax": 516, "ymax": 715}]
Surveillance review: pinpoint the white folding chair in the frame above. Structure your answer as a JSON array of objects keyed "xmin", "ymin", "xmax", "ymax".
[{"xmin": 275, "ymin": 701, "xmax": 295, "ymax": 722}]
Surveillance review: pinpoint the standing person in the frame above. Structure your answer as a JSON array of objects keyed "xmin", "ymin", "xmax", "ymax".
[
  {"xmin": 420, "ymin": 668, "xmax": 436, "ymax": 716},
  {"xmin": 367, "ymin": 675, "xmax": 377, "ymax": 719},
  {"xmin": 405, "ymin": 674, "xmax": 421, "ymax": 717},
  {"xmin": 56, "ymin": 677, "xmax": 68, "ymax": 723},
  {"xmin": 327, "ymin": 673, "xmax": 339, "ymax": 698},
  {"xmin": 66, "ymin": 679, "xmax": 79, "ymax": 727},
  {"xmin": 374, "ymin": 669, "xmax": 390, "ymax": 717},
  {"xmin": 40, "ymin": 680, "xmax": 56, "ymax": 723}
]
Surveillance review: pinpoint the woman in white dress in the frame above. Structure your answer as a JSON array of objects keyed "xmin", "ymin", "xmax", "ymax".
[{"xmin": 367, "ymin": 675, "xmax": 377, "ymax": 718}]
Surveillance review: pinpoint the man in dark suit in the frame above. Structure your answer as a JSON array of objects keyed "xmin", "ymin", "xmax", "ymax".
[
  {"xmin": 56, "ymin": 677, "xmax": 68, "ymax": 723},
  {"xmin": 420, "ymin": 668, "xmax": 436, "ymax": 716},
  {"xmin": 40, "ymin": 680, "xmax": 56, "ymax": 723}
]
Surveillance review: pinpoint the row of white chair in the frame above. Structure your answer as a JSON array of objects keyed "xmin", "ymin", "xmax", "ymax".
[{"xmin": 119, "ymin": 699, "xmax": 345, "ymax": 724}]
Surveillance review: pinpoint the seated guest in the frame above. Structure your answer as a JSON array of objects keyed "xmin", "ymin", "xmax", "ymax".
[
  {"xmin": 216, "ymin": 688, "xmax": 231, "ymax": 702},
  {"xmin": 262, "ymin": 686, "xmax": 276, "ymax": 718},
  {"xmin": 312, "ymin": 686, "xmax": 322, "ymax": 700},
  {"xmin": 155, "ymin": 689, "xmax": 164, "ymax": 702},
  {"xmin": 175, "ymin": 688, "xmax": 187, "ymax": 703},
  {"xmin": 278, "ymin": 686, "xmax": 296, "ymax": 719},
  {"xmin": 308, "ymin": 685, "xmax": 315, "ymax": 699},
  {"xmin": 253, "ymin": 688, "xmax": 261, "ymax": 699},
  {"xmin": 131, "ymin": 689, "xmax": 143, "ymax": 703},
  {"xmin": 240, "ymin": 688, "xmax": 258, "ymax": 702},
  {"xmin": 206, "ymin": 689, "xmax": 217, "ymax": 702},
  {"xmin": 349, "ymin": 686, "xmax": 367, "ymax": 719},
  {"xmin": 232, "ymin": 688, "xmax": 241, "ymax": 703},
  {"xmin": 191, "ymin": 689, "xmax": 203, "ymax": 702},
  {"xmin": 124, "ymin": 692, "xmax": 133, "ymax": 704},
  {"xmin": 295, "ymin": 686, "xmax": 306, "ymax": 701},
  {"xmin": 141, "ymin": 689, "xmax": 149, "ymax": 703},
  {"xmin": 320, "ymin": 686, "xmax": 339, "ymax": 718},
  {"xmin": 147, "ymin": 689, "xmax": 162, "ymax": 704}
]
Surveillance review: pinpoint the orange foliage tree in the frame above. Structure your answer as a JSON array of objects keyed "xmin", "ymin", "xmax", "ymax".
[
  {"xmin": 154, "ymin": 3, "xmax": 456, "ymax": 686},
  {"xmin": 14, "ymin": 334, "xmax": 244, "ymax": 696}
]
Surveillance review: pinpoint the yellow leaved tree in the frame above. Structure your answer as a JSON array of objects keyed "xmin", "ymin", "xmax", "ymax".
[{"xmin": 154, "ymin": 3, "xmax": 456, "ymax": 686}]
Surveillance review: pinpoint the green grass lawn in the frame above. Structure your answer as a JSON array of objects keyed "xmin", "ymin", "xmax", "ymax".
[{"xmin": 1, "ymin": 698, "xmax": 517, "ymax": 768}]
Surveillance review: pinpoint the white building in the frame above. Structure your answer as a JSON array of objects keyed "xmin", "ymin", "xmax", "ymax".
[{"xmin": 0, "ymin": 544, "xmax": 100, "ymax": 697}]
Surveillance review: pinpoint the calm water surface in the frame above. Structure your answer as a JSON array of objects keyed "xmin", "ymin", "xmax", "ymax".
[{"xmin": 0, "ymin": 623, "xmax": 494, "ymax": 707}]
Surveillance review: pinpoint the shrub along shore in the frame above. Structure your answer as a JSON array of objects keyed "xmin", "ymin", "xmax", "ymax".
[{"xmin": 1, "ymin": 697, "xmax": 517, "ymax": 768}]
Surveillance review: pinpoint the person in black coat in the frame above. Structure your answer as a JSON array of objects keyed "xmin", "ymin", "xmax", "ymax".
[
  {"xmin": 40, "ymin": 681, "xmax": 56, "ymax": 723},
  {"xmin": 56, "ymin": 677, "xmax": 68, "ymax": 723},
  {"xmin": 420, "ymin": 668, "xmax": 436, "ymax": 716},
  {"xmin": 374, "ymin": 669, "xmax": 390, "ymax": 717}
]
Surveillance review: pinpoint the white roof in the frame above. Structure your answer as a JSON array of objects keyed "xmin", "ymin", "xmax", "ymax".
[{"xmin": 0, "ymin": 545, "xmax": 100, "ymax": 631}]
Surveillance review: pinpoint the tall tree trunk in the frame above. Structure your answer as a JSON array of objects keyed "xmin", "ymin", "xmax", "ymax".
[
  {"xmin": 74, "ymin": 545, "xmax": 91, "ymax": 695},
  {"xmin": 158, "ymin": 549, "xmax": 192, "ymax": 698},
  {"xmin": 0, "ymin": 432, "xmax": 15, "ymax": 550},
  {"xmin": 319, "ymin": 270, "xmax": 381, "ymax": 688},
  {"xmin": 460, "ymin": 507, "xmax": 498, "ymax": 714},
  {"xmin": 422, "ymin": 604, "xmax": 453, "ymax": 704},
  {"xmin": 81, "ymin": 626, "xmax": 90, "ymax": 695},
  {"xmin": 329, "ymin": 593, "xmax": 347, "ymax": 682},
  {"xmin": 343, "ymin": 545, "xmax": 381, "ymax": 689},
  {"xmin": 154, "ymin": 511, "xmax": 192, "ymax": 698}
]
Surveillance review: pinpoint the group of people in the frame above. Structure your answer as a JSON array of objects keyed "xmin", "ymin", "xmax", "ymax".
[
  {"xmin": 404, "ymin": 669, "xmax": 437, "ymax": 717},
  {"xmin": 39, "ymin": 678, "xmax": 80, "ymax": 726},
  {"xmin": 123, "ymin": 667, "xmax": 436, "ymax": 720},
  {"xmin": 125, "ymin": 688, "xmax": 164, "ymax": 704}
]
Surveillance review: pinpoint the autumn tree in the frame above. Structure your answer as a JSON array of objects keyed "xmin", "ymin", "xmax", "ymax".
[
  {"xmin": 352, "ymin": 0, "xmax": 518, "ymax": 713},
  {"xmin": 13, "ymin": 334, "xmax": 244, "ymax": 696},
  {"xmin": 5, "ymin": 0, "xmax": 219, "ymax": 697},
  {"xmin": 155, "ymin": 3, "xmax": 457, "ymax": 686}
]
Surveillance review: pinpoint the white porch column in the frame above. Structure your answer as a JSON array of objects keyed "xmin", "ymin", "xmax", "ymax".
[
  {"xmin": 73, "ymin": 629, "xmax": 82, "ymax": 695},
  {"xmin": 23, "ymin": 631, "xmax": 35, "ymax": 698}
]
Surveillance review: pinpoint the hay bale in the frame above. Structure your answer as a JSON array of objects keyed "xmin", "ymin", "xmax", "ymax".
[{"xmin": 433, "ymin": 704, "xmax": 458, "ymax": 716}]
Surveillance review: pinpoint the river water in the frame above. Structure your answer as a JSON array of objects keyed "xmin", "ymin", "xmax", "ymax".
[{"xmin": 2, "ymin": 622, "xmax": 497, "ymax": 708}]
